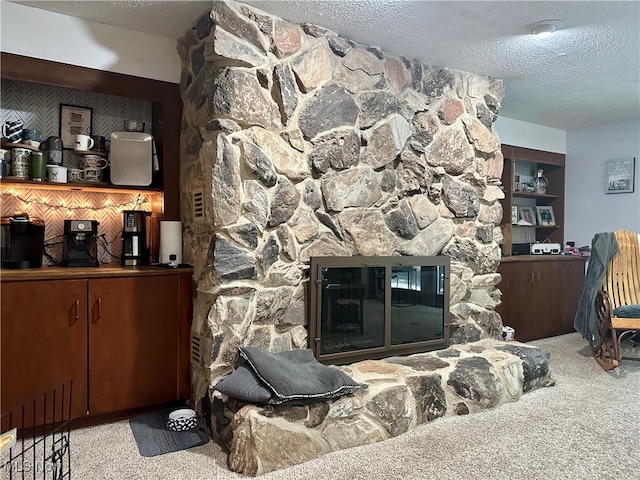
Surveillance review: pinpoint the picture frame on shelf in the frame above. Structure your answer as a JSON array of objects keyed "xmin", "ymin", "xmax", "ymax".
[
  {"xmin": 518, "ymin": 206, "xmax": 536, "ymax": 225},
  {"xmin": 59, "ymin": 104, "xmax": 93, "ymax": 150},
  {"xmin": 536, "ymin": 206, "xmax": 556, "ymax": 226},
  {"xmin": 606, "ymin": 157, "xmax": 635, "ymax": 194},
  {"xmin": 511, "ymin": 206, "xmax": 519, "ymax": 224}
]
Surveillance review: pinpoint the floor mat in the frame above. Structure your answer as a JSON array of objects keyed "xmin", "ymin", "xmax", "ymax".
[{"xmin": 129, "ymin": 408, "xmax": 209, "ymax": 457}]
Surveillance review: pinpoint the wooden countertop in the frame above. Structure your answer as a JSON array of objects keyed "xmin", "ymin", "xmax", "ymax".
[
  {"xmin": 500, "ymin": 255, "xmax": 588, "ymax": 263},
  {"xmin": 0, "ymin": 264, "xmax": 193, "ymax": 282}
]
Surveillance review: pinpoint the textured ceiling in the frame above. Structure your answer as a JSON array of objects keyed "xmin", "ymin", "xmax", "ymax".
[{"xmin": 8, "ymin": 0, "xmax": 640, "ymax": 131}]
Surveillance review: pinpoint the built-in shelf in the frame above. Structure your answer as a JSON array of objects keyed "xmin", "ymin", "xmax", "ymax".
[
  {"xmin": 512, "ymin": 192, "xmax": 560, "ymax": 200},
  {"xmin": 1, "ymin": 179, "xmax": 162, "ymax": 195}
]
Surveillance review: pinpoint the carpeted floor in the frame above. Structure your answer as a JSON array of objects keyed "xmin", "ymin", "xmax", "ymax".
[{"xmin": 69, "ymin": 333, "xmax": 640, "ymax": 479}]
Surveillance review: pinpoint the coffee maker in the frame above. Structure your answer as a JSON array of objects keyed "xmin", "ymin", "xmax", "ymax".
[
  {"xmin": 62, "ymin": 220, "xmax": 100, "ymax": 267},
  {"xmin": 0, "ymin": 213, "xmax": 45, "ymax": 269},
  {"xmin": 121, "ymin": 210, "xmax": 150, "ymax": 266}
]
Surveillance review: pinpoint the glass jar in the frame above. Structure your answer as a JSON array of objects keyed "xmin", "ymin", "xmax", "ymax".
[{"xmin": 533, "ymin": 169, "xmax": 548, "ymax": 194}]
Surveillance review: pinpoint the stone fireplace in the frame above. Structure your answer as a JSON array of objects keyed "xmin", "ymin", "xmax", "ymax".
[{"xmin": 177, "ymin": 1, "xmax": 521, "ymax": 472}]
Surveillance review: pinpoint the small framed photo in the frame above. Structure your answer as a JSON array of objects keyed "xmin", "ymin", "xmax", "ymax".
[
  {"xmin": 536, "ymin": 206, "xmax": 556, "ymax": 226},
  {"xmin": 59, "ymin": 104, "xmax": 93, "ymax": 149},
  {"xmin": 511, "ymin": 206, "xmax": 518, "ymax": 224},
  {"xmin": 519, "ymin": 206, "xmax": 536, "ymax": 225},
  {"xmin": 606, "ymin": 157, "xmax": 635, "ymax": 194}
]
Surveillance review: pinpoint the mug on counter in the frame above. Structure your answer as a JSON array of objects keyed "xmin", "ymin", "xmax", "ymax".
[
  {"xmin": 83, "ymin": 166, "xmax": 102, "ymax": 182},
  {"xmin": 83, "ymin": 154, "xmax": 108, "ymax": 169},
  {"xmin": 2, "ymin": 120, "xmax": 24, "ymax": 143},
  {"xmin": 74, "ymin": 134, "xmax": 94, "ymax": 151},
  {"xmin": 47, "ymin": 164, "xmax": 68, "ymax": 183},
  {"xmin": 67, "ymin": 167, "xmax": 85, "ymax": 182},
  {"xmin": 89, "ymin": 135, "xmax": 107, "ymax": 153},
  {"xmin": 11, "ymin": 148, "xmax": 31, "ymax": 178}
]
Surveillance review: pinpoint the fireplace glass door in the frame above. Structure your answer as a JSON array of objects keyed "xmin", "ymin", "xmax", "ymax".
[{"xmin": 310, "ymin": 257, "xmax": 450, "ymax": 363}]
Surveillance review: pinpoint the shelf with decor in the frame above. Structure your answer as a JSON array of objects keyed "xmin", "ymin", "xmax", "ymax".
[
  {"xmin": 0, "ymin": 178, "xmax": 162, "ymax": 194},
  {"xmin": 500, "ymin": 144, "xmax": 565, "ymax": 256}
]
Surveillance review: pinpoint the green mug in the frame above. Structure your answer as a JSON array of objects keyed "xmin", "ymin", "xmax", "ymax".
[{"xmin": 30, "ymin": 151, "xmax": 46, "ymax": 181}]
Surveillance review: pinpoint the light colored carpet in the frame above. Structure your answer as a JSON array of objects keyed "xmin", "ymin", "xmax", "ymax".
[{"xmin": 70, "ymin": 333, "xmax": 640, "ymax": 479}]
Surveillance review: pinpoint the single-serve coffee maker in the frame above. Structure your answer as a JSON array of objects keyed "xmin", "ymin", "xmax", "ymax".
[
  {"xmin": 62, "ymin": 220, "xmax": 100, "ymax": 267},
  {"xmin": 0, "ymin": 213, "xmax": 45, "ymax": 269},
  {"xmin": 121, "ymin": 210, "xmax": 150, "ymax": 266}
]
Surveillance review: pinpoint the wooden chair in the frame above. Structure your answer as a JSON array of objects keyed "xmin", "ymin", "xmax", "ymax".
[{"xmin": 593, "ymin": 229, "xmax": 640, "ymax": 370}]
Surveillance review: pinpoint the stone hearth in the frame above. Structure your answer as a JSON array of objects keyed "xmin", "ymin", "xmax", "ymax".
[{"xmin": 175, "ymin": 0, "xmax": 528, "ymax": 475}]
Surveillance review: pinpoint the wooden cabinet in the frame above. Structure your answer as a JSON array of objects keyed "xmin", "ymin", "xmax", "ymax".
[
  {"xmin": 496, "ymin": 257, "xmax": 585, "ymax": 341},
  {"xmin": 500, "ymin": 145, "xmax": 566, "ymax": 256},
  {"xmin": 1, "ymin": 267, "xmax": 192, "ymax": 423}
]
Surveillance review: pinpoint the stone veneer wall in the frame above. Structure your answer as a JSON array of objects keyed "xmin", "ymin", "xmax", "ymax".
[{"xmin": 177, "ymin": 0, "xmax": 506, "ymax": 419}]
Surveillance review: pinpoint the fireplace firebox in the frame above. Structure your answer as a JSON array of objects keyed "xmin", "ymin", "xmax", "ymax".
[{"xmin": 309, "ymin": 256, "xmax": 450, "ymax": 364}]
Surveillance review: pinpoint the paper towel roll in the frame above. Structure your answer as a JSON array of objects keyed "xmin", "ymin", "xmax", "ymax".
[{"xmin": 159, "ymin": 221, "xmax": 182, "ymax": 265}]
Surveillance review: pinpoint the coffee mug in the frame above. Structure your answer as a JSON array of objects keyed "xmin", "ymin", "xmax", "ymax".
[
  {"xmin": 30, "ymin": 151, "xmax": 46, "ymax": 181},
  {"xmin": 83, "ymin": 166, "xmax": 102, "ymax": 182},
  {"xmin": 83, "ymin": 154, "xmax": 108, "ymax": 169},
  {"xmin": 89, "ymin": 135, "xmax": 107, "ymax": 153},
  {"xmin": 0, "ymin": 149, "xmax": 10, "ymax": 175},
  {"xmin": 124, "ymin": 119, "xmax": 145, "ymax": 132},
  {"xmin": 2, "ymin": 120, "xmax": 24, "ymax": 143},
  {"xmin": 47, "ymin": 164, "xmax": 68, "ymax": 183},
  {"xmin": 11, "ymin": 148, "xmax": 31, "ymax": 178},
  {"xmin": 22, "ymin": 129, "xmax": 42, "ymax": 148},
  {"xmin": 67, "ymin": 167, "xmax": 85, "ymax": 182},
  {"xmin": 74, "ymin": 134, "xmax": 94, "ymax": 151}
]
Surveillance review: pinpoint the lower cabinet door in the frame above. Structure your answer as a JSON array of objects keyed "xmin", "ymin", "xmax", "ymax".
[
  {"xmin": 88, "ymin": 276, "xmax": 179, "ymax": 414},
  {"xmin": 1, "ymin": 279, "xmax": 88, "ymax": 422}
]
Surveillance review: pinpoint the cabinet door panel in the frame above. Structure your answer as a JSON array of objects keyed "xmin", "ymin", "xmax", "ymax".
[
  {"xmin": 1, "ymin": 280, "xmax": 88, "ymax": 422},
  {"xmin": 497, "ymin": 263, "xmax": 538, "ymax": 341},
  {"xmin": 88, "ymin": 276, "xmax": 178, "ymax": 414}
]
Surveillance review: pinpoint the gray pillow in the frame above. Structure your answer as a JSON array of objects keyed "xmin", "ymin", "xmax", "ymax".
[
  {"xmin": 214, "ymin": 365, "xmax": 274, "ymax": 403},
  {"xmin": 613, "ymin": 304, "xmax": 640, "ymax": 318}
]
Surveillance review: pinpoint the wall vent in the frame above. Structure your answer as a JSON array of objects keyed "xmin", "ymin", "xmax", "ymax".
[
  {"xmin": 191, "ymin": 335, "xmax": 201, "ymax": 366},
  {"xmin": 191, "ymin": 188, "xmax": 204, "ymax": 222}
]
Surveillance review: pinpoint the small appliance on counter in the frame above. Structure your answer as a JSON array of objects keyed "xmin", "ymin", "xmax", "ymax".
[
  {"xmin": 62, "ymin": 220, "xmax": 100, "ymax": 267},
  {"xmin": 0, "ymin": 213, "xmax": 45, "ymax": 269},
  {"xmin": 121, "ymin": 210, "xmax": 151, "ymax": 266},
  {"xmin": 109, "ymin": 131, "xmax": 158, "ymax": 187},
  {"xmin": 530, "ymin": 242, "xmax": 562, "ymax": 255}
]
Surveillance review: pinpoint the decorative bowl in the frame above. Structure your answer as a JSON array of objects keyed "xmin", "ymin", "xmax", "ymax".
[{"xmin": 167, "ymin": 408, "xmax": 198, "ymax": 431}]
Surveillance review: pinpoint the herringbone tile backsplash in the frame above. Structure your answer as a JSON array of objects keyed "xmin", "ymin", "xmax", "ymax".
[{"xmin": 1, "ymin": 79, "xmax": 155, "ymax": 265}]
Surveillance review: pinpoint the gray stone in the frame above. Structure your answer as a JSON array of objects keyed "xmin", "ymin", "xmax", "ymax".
[
  {"xmin": 213, "ymin": 234, "xmax": 257, "ymax": 280},
  {"xmin": 442, "ymin": 175, "xmax": 480, "ymax": 218},
  {"xmin": 338, "ymin": 209, "xmax": 397, "ymax": 256},
  {"xmin": 362, "ymin": 114, "xmax": 413, "ymax": 169},
  {"xmin": 289, "ymin": 207, "xmax": 320, "ymax": 243},
  {"xmin": 408, "ymin": 195, "xmax": 439, "ymax": 229},
  {"xmin": 212, "ymin": 69, "xmax": 280, "ymax": 129},
  {"xmin": 206, "ymin": 27, "xmax": 266, "ymax": 67},
  {"xmin": 298, "ymin": 83, "xmax": 359, "ymax": 139},
  {"xmin": 450, "ymin": 321, "xmax": 484, "ymax": 344},
  {"xmin": 244, "ymin": 127, "xmax": 310, "ymax": 181},
  {"xmin": 357, "ymin": 91, "xmax": 401, "ymax": 129},
  {"xmin": 211, "ymin": 135, "xmax": 242, "ymax": 227},
  {"xmin": 321, "ymin": 168, "xmax": 381, "ymax": 212},
  {"xmin": 410, "ymin": 112, "xmax": 439, "ymax": 152},
  {"xmin": 260, "ymin": 235, "xmax": 280, "ymax": 273},
  {"xmin": 425, "ymin": 127, "xmax": 475, "ymax": 175},
  {"xmin": 386, "ymin": 356, "xmax": 450, "ymax": 371},
  {"xmin": 484, "ymin": 93, "xmax": 501, "ymax": 114},
  {"xmin": 447, "ymin": 356, "xmax": 501, "ymax": 408},
  {"xmin": 379, "ymin": 166, "xmax": 397, "ymax": 192},
  {"xmin": 399, "ymin": 217, "xmax": 454, "ymax": 256},
  {"xmin": 255, "ymin": 287, "xmax": 294, "ymax": 324},
  {"xmin": 322, "ymin": 417, "xmax": 385, "ymax": 450},
  {"xmin": 222, "ymin": 222, "xmax": 259, "ymax": 250},
  {"xmin": 291, "ymin": 39, "xmax": 335, "ymax": 92},
  {"xmin": 242, "ymin": 180, "xmax": 269, "ymax": 231},
  {"xmin": 365, "ymin": 386, "xmax": 411, "ymax": 437},
  {"xmin": 405, "ymin": 375, "xmax": 447, "ymax": 423},
  {"xmin": 305, "ymin": 403, "xmax": 329, "ymax": 428},
  {"xmin": 277, "ymin": 285, "xmax": 306, "ymax": 326},
  {"xmin": 268, "ymin": 177, "xmax": 301, "ymax": 227},
  {"xmin": 436, "ymin": 349, "xmax": 461, "ymax": 358},
  {"xmin": 191, "ymin": 44, "xmax": 205, "ymax": 76},
  {"xmin": 496, "ymin": 345, "xmax": 553, "ymax": 392},
  {"xmin": 462, "ymin": 116, "xmax": 499, "ymax": 154},
  {"xmin": 298, "ymin": 179, "xmax": 322, "ymax": 210},
  {"xmin": 315, "ymin": 211, "xmax": 343, "ymax": 240},
  {"xmin": 211, "ymin": 1, "xmax": 269, "ymax": 53},
  {"xmin": 327, "ymin": 35, "xmax": 353, "ymax": 56},
  {"xmin": 475, "ymin": 103, "xmax": 493, "ymax": 128},
  {"xmin": 476, "ymin": 224, "xmax": 494, "ymax": 243},
  {"xmin": 299, "ymin": 233, "xmax": 351, "ymax": 262},
  {"xmin": 396, "ymin": 149, "xmax": 431, "ymax": 194},
  {"xmin": 276, "ymin": 225, "xmax": 297, "ymax": 261},
  {"xmin": 384, "ymin": 56, "xmax": 409, "ymax": 94},
  {"xmin": 384, "ymin": 199, "xmax": 418, "ymax": 239},
  {"xmin": 274, "ymin": 64, "xmax": 299, "ymax": 125},
  {"xmin": 422, "ymin": 66, "xmax": 455, "ymax": 99},
  {"xmin": 237, "ymin": 3, "xmax": 273, "ymax": 36},
  {"xmin": 309, "ymin": 128, "xmax": 361, "ymax": 173},
  {"xmin": 300, "ymin": 22, "xmax": 329, "ymax": 37},
  {"xmin": 334, "ymin": 48, "xmax": 385, "ymax": 93},
  {"xmin": 241, "ymin": 140, "xmax": 277, "ymax": 187},
  {"xmin": 196, "ymin": 10, "xmax": 214, "ymax": 39}
]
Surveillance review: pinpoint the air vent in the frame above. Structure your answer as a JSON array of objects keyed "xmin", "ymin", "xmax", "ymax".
[
  {"xmin": 191, "ymin": 188, "xmax": 204, "ymax": 222},
  {"xmin": 191, "ymin": 335, "xmax": 201, "ymax": 366}
]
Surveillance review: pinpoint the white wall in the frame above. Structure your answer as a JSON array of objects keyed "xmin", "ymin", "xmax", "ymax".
[
  {"xmin": 565, "ymin": 117, "xmax": 640, "ymax": 248},
  {"xmin": 0, "ymin": 1, "xmax": 181, "ymax": 83},
  {"xmin": 494, "ymin": 116, "xmax": 566, "ymax": 154}
]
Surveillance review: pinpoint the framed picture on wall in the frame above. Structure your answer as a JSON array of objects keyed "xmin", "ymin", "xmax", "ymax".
[
  {"xmin": 606, "ymin": 157, "xmax": 635, "ymax": 194},
  {"xmin": 59, "ymin": 104, "xmax": 93, "ymax": 149},
  {"xmin": 536, "ymin": 206, "xmax": 556, "ymax": 226},
  {"xmin": 519, "ymin": 206, "xmax": 536, "ymax": 225}
]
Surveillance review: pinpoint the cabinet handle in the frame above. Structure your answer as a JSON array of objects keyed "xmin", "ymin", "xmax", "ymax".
[
  {"xmin": 537, "ymin": 272, "xmax": 541, "ymax": 283},
  {"xmin": 74, "ymin": 300, "xmax": 79, "ymax": 323},
  {"xmin": 530, "ymin": 273, "xmax": 535, "ymax": 284},
  {"xmin": 97, "ymin": 298, "xmax": 102, "ymax": 320}
]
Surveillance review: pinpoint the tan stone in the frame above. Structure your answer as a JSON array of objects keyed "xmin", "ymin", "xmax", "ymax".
[
  {"xmin": 441, "ymin": 98, "xmax": 464, "ymax": 125},
  {"xmin": 273, "ymin": 19, "xmax": 303, "ymax": 58}
]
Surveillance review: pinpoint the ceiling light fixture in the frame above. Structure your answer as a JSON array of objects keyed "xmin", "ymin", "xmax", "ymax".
[{"xmin": 529, "ymin": 20, "xmax": 564, "ymax": 38}]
